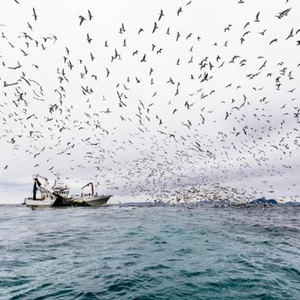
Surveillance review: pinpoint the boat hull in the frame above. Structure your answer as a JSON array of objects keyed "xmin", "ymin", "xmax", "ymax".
[
  {"xmin": 24, "ymin": 195, "xmax": 112, "ymax": 208},
  {"xmin": 74, "ymin": 195, "xmax": 112, "ymax": 206},
  {"xmin": 51, "ymin": 195, "xmax": 87, "ymax": 207},
  {"xmin": 24, "ymin": 197, "xmax": 57, "ymax": 208}
]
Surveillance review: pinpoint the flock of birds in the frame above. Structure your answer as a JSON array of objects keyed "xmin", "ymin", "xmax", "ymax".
[{"xmin": 0, "ymin": 0, "xmax": 299, "ymax": 203}]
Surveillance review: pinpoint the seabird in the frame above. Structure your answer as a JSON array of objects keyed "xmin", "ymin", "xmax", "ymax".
[
  {"xmin": 88, "ymin": 10, "xmax": 93, "ymax": 20},
  {"xmin": 79, "ymin": 15, "xmax": 86, "ymax": 26},
  {"xmin": 177, "ymin": 7, "xmax": 183, "ymax": 16},
  {"xmin": 32, "ymin": 7, "xmax": 37, "ymax": 20},
  {"xmin": 140, "ymin": 54, "xmax": 146, "ymax": 62},
  {"xmin": 158, "ymin": 9, "xmax": 164, "ymax": 21},
  {"xmin": 254, "ymin": 12, "xmax": 260, "ymax": 22},
  {"xmin": 152, "ymin": 22, "xmax": 158, "ymax": 34}
]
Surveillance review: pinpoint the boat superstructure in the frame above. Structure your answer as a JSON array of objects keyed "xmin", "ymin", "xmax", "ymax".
[
  {"xmin": 23, "ymin": 174, "xmax": 61, "ymax": 208},
  {"xmin": 51, "ymin": 173, "xmax": 70, "ymax": 199},
  {"xmin": 72, "ymin": 182, "xmax": 112, "ymax": 206}
]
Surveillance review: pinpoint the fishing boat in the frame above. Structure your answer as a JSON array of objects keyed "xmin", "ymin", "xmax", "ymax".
[
  {"xmin": 23, "ymin": 174, "xmax": 63, "ymax": 208},
  {"xmin": 23, "ymin": 173, "xmax": 78, "ymax": 208},
  {"xmin": 72, "ymin": 182, "xmax": 112, "ymax": 206}
]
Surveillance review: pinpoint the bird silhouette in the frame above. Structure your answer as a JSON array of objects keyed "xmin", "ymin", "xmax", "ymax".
[
  {"xmin": 254, "ymin": 12, "xmax": 260, "ymax": 22},
  {"xmin": 32, "ymin": 7, "xmax": 37, "ymax": 21},
  {"xmin": 158, "ymin": 9, "xmax": 164, "ymax": 21},
  {"xmin": 177, "ymin": 7, "xmax": 183, "ymax": 16},
  {"xmin": 79, "ymin": 15, "xmax": 86, "ymax": 26},
  {"xmin": 88, "ymin": 10, "xmax": 93, "ymax": 20}
]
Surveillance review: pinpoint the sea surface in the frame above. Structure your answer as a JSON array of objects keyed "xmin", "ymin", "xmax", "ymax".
[{"xmin": 0, "ymin": 203, "xmax": 299, "ymax": 300}]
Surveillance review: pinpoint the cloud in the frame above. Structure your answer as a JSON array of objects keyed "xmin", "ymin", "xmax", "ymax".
[{"xmin": 0, "ymin": 0, "xmax": 299, "ymax": 203}]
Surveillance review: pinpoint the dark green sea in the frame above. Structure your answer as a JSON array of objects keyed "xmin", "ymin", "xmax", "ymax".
[{"xmin": 0, "ymin": 204, "xmax": 299, "ymax": 300}]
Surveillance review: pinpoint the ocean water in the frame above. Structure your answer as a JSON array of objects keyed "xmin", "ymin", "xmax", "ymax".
[{"xmin": 0, "ymin": 204, "xmax": 299, "ymax": 300}]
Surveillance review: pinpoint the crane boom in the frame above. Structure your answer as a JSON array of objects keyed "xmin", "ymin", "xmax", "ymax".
[
  {"xmin": 33, "ymin": 174, "xmax": 49, "ymax": 183},
  {"xmin": 81, "ymin": 182, "xmax": 94, "ymax": 196}
]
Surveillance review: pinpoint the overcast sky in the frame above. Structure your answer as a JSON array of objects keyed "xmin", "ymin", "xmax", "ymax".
[{"xmin": 0, "ymin": 0, "xmax": 299, "ymax": 204}]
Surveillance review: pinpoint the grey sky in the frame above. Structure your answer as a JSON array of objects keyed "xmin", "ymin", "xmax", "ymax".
[{"xmin": 0, "ymin": 0, "xmax": 299, "ymax": 204}]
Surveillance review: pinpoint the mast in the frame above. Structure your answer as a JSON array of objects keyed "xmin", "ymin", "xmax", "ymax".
[{"xmin": 33, "ymin": 181, "xmax": 37, "ymax": 200}]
